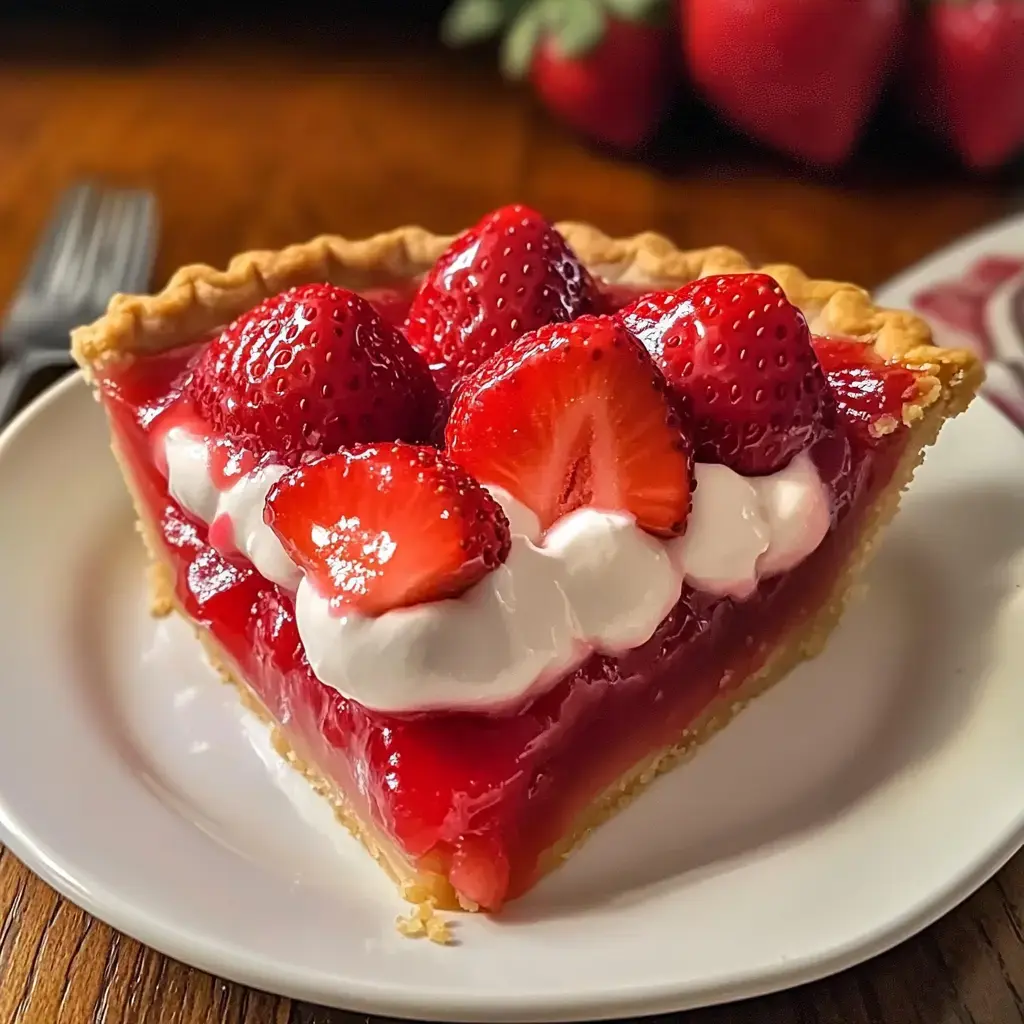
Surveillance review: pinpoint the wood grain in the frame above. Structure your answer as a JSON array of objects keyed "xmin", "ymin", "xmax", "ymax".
[{"xmin": 0, "ymin": 24, "xmax": 1018, "ymax": 1024}]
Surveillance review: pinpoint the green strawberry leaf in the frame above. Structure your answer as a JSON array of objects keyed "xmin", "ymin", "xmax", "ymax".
[
  {"xmin": 501, "ymin": 3, "xmax": 547, "ymax": 78},
  {"xmin": 548, "ymin": 0, "xmax": 607, "ymax": 58},
  {"xmin": 441, "ymin": 0, "xmax": 512, "ymax": 46},
  {"xmin": 600, "ymin": 0, "xmax": 668, "ymax": 23}
]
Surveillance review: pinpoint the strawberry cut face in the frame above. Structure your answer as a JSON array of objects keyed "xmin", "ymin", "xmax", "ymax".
[
  {"xmin": 445, "ymin": 315, "xmax": 694, "ymax": 537},
  {"xmin": 264, "ymin": 444, "xmax": 511, "ymax": 616}
]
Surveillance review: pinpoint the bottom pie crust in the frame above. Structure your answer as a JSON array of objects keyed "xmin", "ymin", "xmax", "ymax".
[{"xmin": 119, "ymin": 384, "xmax": 957, "ymax": 932}]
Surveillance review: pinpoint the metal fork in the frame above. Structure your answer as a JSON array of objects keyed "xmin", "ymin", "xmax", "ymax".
[{"xmin": 0, "ymin": 183, "xmax": 159, "ymax": 425}]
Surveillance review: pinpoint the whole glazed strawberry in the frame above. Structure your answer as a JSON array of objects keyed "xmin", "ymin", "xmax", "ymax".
[
  {"xmin": 405, "ymin": 204, "xmax": 600, "ymax": 393},
  {"xmin": 190, "ymin": 283, "xmax": 441, "ymax": 460},
  {"xmin": 441, "ymin": 0, "xmax": 673, "ymax": 151},
  {"xmin": 619, "ymin": 273, "xmax": 834, "ymax": 474}
]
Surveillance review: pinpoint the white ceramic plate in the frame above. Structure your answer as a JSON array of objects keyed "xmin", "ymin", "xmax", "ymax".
[{"xmin": 2, "ymin": 281, "xmax": 1024, "ymax": 1019}]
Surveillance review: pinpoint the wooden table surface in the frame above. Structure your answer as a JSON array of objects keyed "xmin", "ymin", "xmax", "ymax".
[{"xmin": 0, "ymin": 19, "xmax": 1021, "ymax": 1024}]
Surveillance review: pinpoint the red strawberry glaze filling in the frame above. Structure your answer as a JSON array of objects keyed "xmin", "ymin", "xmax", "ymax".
[{"xmin": 97, "ymin": 287, "xmax": 918, "ymax": 913}]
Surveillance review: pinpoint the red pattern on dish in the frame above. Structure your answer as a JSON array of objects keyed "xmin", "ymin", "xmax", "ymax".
[
  {"xmin": 911, "ymin": 254, "xmax": 1024, "ymax": 431},
  {"xmin": 912, "ymin": 255, "xmax": 1024, "ymax": 359},
  {"xmin": 97, "ymin": 286, "xmax": 912, "ymax": 912}
]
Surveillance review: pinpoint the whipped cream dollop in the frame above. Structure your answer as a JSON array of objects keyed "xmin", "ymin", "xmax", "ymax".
[
  {"xmin": 670, "ymin": 454, "xmax": 831, "ymax": 599},
  {"xmin": 161, "ymin": 426, "xmax": 301, "ymax": 589},
  {"xmin": 155, "ymin": 424, "xmax": 831, "ymax": 714},
  {"xmin": 296, "ymin": 532, "xmax": 583, "ymax": 713}
]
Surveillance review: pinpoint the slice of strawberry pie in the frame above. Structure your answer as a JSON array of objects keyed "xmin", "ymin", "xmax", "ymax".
[{"xmin": 72, "ymin": 206, "xmax": 981, "ymax": 919}]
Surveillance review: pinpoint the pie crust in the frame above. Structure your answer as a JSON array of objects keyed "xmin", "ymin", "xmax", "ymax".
[{"xmin": 71, "ymin": 223, "xmax": 983, "ymax": 923}]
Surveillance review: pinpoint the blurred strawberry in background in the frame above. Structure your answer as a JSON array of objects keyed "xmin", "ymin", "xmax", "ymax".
[
  {"xmin": 907, "ymin": 0, "xmax": 1024, "ymax": 170},
  {"xmin": 683, "ymin": 0, "xmax": 904, "ymax": 167},
  {"xmin": 441, "ymin": 0, "xmax": 673, "ymax": 150},
  {"xmin": 441, "ymin": 0, "xmax": 1024, "ymax": 172}
]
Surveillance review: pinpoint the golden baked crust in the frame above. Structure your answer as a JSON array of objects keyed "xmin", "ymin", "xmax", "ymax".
[{"xmin": 70, "ymin": 223, "xmax": 982, "ymax": 430}]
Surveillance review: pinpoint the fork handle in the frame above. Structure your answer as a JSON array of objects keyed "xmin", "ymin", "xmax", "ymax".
[{"xmin": 0, "ymin": 352, "xmax": 72, "ymax": 428}]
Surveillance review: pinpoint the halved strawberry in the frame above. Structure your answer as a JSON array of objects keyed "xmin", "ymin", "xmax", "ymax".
[
  {"xmin": 190, "ymin": 284, "xmax": 439, "ymax": 459},
  {"xmin": 618, "ymin": 273, "xmax": 831, "ymax": 475},
  {"xmin": 445, "ymin": 315, "xmax": 693, "ymax": 537},
  {"xmin": 812, "ymin": 335, "xmax": 921, "ymax": 446},
  {"xmin": 404, "ymin": 204, "xmax": 600, "ymax": 393},
  {"xmin": 264, "ymin": 444, "xmax": 511, "ymax": 616}
]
